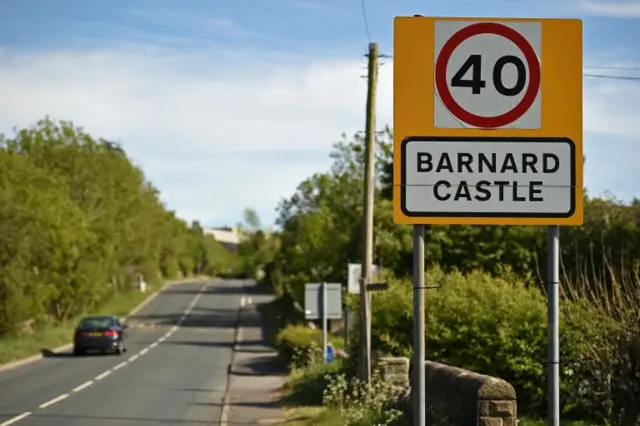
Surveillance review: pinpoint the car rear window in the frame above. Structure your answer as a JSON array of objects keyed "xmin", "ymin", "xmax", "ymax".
[{"xmin": 78, "ymin": 317, "xmax": 113, "ymax": 329}]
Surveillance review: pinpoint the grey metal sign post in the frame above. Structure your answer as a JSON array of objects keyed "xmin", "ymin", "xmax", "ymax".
[
  {"xmin": 322, "ymin": 283, "xmax": 328, "ymax": 362},
  {"xmin": 305, "ymin": 283, "xmax": 342, "ymax": 363},
  {"xmin": 547, "ymin": 226, "xmax": 560, "ymax": 426},
  {"xmin": 413, "ymin": 225, "xmax": 426, "ymax": 426}
]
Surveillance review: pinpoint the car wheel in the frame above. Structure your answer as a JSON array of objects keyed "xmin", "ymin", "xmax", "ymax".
[
  {"xmin": 115, "ymin": 341, "xmax": 124, "ymax": 355},
  {"xmin": 73, "ymin": 348, "xmax": 84, "ymax": 356}
]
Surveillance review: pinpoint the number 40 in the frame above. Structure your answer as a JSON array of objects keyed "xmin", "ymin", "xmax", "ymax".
[{"xmin": 451, "ymin": 54, "xmax": 527, "ymax": 97}]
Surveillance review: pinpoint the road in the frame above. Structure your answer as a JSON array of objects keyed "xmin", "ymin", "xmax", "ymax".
[{"xmin": 0, "ymin": 278, "xmax": 247, "ymax": 426}]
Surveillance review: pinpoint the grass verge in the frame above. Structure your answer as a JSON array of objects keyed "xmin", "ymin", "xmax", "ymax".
[
  {"xmin": 0, "ymin": 276, "xmax": 205, "ymax": 366},
  {"xmin": 518, "ymin": 419, "xmax": 598, "ymax": 426},
  {"xmin": 274, "ymin": 410, "xmax": 600, "ymax": 426}
]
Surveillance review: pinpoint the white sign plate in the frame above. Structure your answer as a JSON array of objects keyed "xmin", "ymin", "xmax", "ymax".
[
  {"xmin": 434, "ymin": 20, "xmax": 542, "ymax": 129},
  {"xmin": 400, "ymin": 137, "xmax": 576, "ymax": 218},
  {"xmin": 347, "ymin": 263, "xmax": 380, "ymax": 294}
]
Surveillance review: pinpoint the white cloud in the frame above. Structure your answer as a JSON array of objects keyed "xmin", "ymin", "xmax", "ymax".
[
  {"xmin": 128, "ymin": 8, "xmax": 267, "ymax": 41},
  {"xmin": 577, "ymin": 0, "xmax": 640, "ymax": 17},
  {"xmin": 0, "ymin": 42, "xmax": 636, "ymax": 226},
  {"xmin": 583, "ymin": 78, "xmax": 640, "ymax": 136},
  {"xmin": 0, "ymin": 44, "xmax": 391, "ymax": 226}
]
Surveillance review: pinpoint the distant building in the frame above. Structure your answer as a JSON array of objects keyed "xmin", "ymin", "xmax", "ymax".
[{"xmin": 203, "ymin": 226, "xmax": 242, "ymax": 253}]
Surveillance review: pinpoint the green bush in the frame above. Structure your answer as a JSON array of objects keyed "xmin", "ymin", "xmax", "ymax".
[
  {"xmin": 281, "ymin": 355, "xmax": 408, "ymax": 425},
  {"xmin": 275, "ymin": 324, "xmax": 345, "ymax": 369},
  {"xmin": 276, "ymin": 325, "xmax": 324, "ymax": 368},
  {"xmin": 322, "ymin": 368, "xmax": 407, "ymax": 426},
  {"xmin": 0, "ymin": 118, "xmax": 235, "ymax": 337},
  {"xmin": 364, "ymin": 266, "xmax": 607, "ymax": 419},
  {"xmin": 258, "ymin": 292, "xmax": 307, "ymax": 346},
  {"xmin": 283, "ymin": 358, "xmax": 346, "ymax": 406}
]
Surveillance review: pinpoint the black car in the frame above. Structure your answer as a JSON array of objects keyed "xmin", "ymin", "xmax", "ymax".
[{"xmin": 73, "ymin": 315, "xmax": 128, "ymax": 356}]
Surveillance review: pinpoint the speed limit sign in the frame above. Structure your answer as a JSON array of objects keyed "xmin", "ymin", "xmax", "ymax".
[
  {"xmin": 392, "ymin": 16, "xmax": 583, "ymax": 226},
  {"xmin": 434, "ymin": 21, "xmax": 541, "ymax": 129}
]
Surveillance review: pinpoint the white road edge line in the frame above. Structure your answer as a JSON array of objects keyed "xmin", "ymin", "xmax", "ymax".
[
  {"xmin": 72, "ymin": 380, "xmax": 94, "ymax": 392},
  {"xmin": 0, "ymin": 412, "xmax": 31, "ymax": 426},
  {"xmin": 39, "ymin": 394, "xmax": 69, "ymax": 409},
  {"xmin": 150, "ymin": 342, "xmax": 158, "ymax": 348},
  {"xmin": 220, "ymin": 284, "xmax": 247, "ymax": 426},
  {"xmin": 139, "ymin": 348, "xmax": 149, "ymax": 355},
  {"xmin": 129, "ymin": 354, "xmax": 140, "ymax": 362},
  {"xmin": 95, "ymin": 371, "xmax": 111, "ymax": 381}
]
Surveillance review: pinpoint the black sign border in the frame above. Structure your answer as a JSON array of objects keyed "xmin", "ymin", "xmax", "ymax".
[{"xmin": 400, "ymin": 136, "xmax": 577, "ymax": 218}]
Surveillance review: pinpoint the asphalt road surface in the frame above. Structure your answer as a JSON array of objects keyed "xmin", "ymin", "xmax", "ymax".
[{"xmin": 0, "ymin": 278, "xmax": 248, "ymax": 426}]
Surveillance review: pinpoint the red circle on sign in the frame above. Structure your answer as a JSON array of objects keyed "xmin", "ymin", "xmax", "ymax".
[{"xmin": 435, "ymin": 22, "xmax": 541, "ymax": 129}]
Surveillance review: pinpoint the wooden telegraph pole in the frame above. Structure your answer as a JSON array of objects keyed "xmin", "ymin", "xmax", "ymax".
[{"xmin": 358, "ymin": 41, "xmax": 379, "ymax": 382}]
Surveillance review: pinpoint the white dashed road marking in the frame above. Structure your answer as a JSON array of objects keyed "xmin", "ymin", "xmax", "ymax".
[
  {"xmin": 39, "ymin": 394, "xmax": 69, "ymax": 409},
  {"xmin": 113, "ymin": 362, "xmax": 128, "ymax": 371},
  {"xmin": 0, "ymin": 412, "xmax": 31, "ymax": 426},
  {"xmin": 95, "ymin": 371, "xmax": 111, "ymax": 381},
  {"xmin": 72, "ymin": 380, "xmax": 93, "ymax": 392},
  {"xmin": 3, "ymin": 281, "xmax": 237, "ymax": 425}
]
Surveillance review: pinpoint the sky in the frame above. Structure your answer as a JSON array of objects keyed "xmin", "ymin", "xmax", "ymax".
[{"xmin": 0, "ymin": 0, "xmax": 639, "ymax": 228}]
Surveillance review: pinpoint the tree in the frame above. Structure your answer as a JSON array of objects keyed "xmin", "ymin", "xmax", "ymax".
[{"xmin": 0, "ymin": 117, "xmax": 233, "ymax": 336}]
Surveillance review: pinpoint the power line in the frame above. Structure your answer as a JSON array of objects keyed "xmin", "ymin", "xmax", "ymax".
[
  {"xmin": 584, "ymin": 65, "xmax": 640, "ymax": 72},
  {"xmin": 584, "ymin": 73, "xmax": 640, "ymax": 81},
  {"xmin": 359, "ymin": 0, "xmax": 371, "ymax": 43},
  {"xmin": 367, "ymin": 55, "xmax": 639, "ymax": 81}
]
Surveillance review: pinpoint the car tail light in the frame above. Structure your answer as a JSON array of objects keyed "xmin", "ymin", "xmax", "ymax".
[{"xmin": 103, "ymin": 330, "xmax": 118, "ymax": 337}]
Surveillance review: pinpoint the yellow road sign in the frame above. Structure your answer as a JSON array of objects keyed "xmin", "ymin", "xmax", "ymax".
[{"xmin": 393, "ymin": 17, "xmax": 583, "ymax": 226}]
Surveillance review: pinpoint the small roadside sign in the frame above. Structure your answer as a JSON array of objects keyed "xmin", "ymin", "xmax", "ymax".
[
  {"xmin": 393, "ymin": 16, "xmax": 583, "ymax": 226},
  {"xmin": 304, "ymin": 283, "xmax": 343, "ymax": 320},
  {"xmin": 366, "ymin": 282, "xmax": 389, "ymax": 292},
  {"xmin": 347, "ymin": 263, "xmax": 380, "ymax": 294}
]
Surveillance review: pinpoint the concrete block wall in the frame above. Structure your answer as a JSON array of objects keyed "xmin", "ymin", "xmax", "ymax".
[{"xmin": 378, "ymin": 357, "xmax": 517, "ymax": 426}]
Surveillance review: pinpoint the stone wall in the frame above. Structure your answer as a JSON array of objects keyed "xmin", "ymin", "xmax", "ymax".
[{"xmin": 377, "ymin": 357, "xmax": 517, "ymax": 426}]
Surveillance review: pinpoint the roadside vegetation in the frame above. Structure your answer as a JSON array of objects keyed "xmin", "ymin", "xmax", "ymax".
[
  {"xmin": 237, "ymin": 128, "xmax": 640, "ymax": 425},
  {"xmin": 0, "ymin": 118, "xmax": 242, "ymax": 364}
]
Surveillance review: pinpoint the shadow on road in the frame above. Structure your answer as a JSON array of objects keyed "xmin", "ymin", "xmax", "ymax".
[
  {"xmin": 41, "ymin": 349, "xmax": 123, "ymax": 358},
  {"xmin": 40, "ymin": 349, "xmax": 74, "ymax": 358},
  {"xmin": 193, "ymin": 399, "xmax": 282, "ymax": 409},
  {"xmin": 231, "ymin": 355, "xmax": 287, "ymax": 377},
  {"xmin": 164, "ymin": 284, "xmax": 252, "ymax": 296},
  {"xmin": 26, "ymin": 412, "xmax": 254, "ymax": 425},
  {"xmin": 233, "ymin": 344, "xmax": 274, "ymax": 354},
  {"xmin": 126, "ymin": 309, "xmax": 243, "ymax": 328},
  {"xmin": 161, "ymin": 340, "xmax": 234, "ymax": 349}
]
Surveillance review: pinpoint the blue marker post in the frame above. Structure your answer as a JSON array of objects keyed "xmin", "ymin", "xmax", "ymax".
[{"xmin": 326, "ymin": 343, "xmax": 335, "ymax": 363}]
